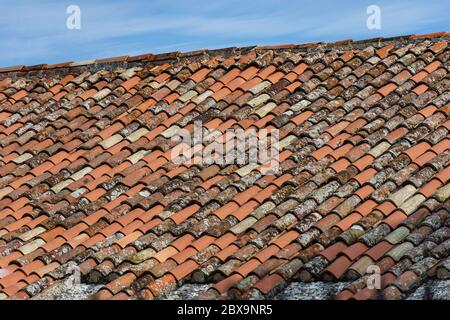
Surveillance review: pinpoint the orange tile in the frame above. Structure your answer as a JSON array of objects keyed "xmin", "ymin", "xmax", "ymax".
[
  {"xmin": 376, "ymin": 44, "xmax": 394, "ymax": 58},
  {"xmin": 169, "ymin": 260, "xmax": 199, "ymax": 281},
  {"xmin": 320, "ymin": 241, "xmax": 348, "ymax": 262},
  {"xmin": 212, "ymin": 274, "xmax": 243, "ymax": 293},
  {"xmin": 335, "ymin": 212, "xmax": 362, "ymax": 231},
  {"xmin": 377, "ymin": 83, "xmax": 397, "ymax": 97},
  {"xmin": 291, "ymin": 111, "xmax": 313, "ymax": 126},
  {"xmin": 231, "ymin": 200, "xmax": 259, "ymax": 221},
  {"xmin": 383, "ymin": 210, "xmax": 407, "ymax": 229},
  {"xmin": 413, "ymin": 84, "xmax": 428, "ymax": 95},
  {"xmin": 254, "ymin": 273, "xmax": 284, "ymax": 294},
  {"xmin": 323, "ymin": 255, "xmax": 352, "ymax": 280},
  {"xmin": 169, "ymin": 204, "xmax": 200, "ymax": 224}
]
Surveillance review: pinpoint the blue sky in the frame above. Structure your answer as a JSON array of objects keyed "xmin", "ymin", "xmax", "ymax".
[{"xmin": 0, "ymin": 0, "xmax": 449, "ymax": 67}]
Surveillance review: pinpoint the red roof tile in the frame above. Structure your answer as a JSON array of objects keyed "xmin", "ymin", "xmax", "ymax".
[{"xmin": 0, "ymin": 33, "xmax": 449, "ymax": 301}]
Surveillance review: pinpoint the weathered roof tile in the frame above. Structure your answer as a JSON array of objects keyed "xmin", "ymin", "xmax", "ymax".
[{"xmin": 0, "ymin": 34, "xmax": 449, "ymax": 301}]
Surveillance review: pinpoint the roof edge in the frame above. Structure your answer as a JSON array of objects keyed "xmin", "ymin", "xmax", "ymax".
[{"xmin": 1, "ymin": 31, "xmax": 449, "ymax": 79}]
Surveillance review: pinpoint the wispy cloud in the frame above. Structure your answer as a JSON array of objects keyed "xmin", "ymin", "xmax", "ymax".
[{"xmin": 0, "ymin": 0, "xmax": 448, "ymax": 66}]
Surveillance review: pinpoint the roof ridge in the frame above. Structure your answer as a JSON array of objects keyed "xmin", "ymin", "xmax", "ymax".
[{"xmin": 0, "ymin": 31, "xmax": 449, "ymax": 78}]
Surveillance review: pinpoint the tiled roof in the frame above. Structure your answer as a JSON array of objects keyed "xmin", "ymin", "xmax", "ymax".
[{"xmin": 0, "ymin": 32, "xmax": 449, "ymax": 300}]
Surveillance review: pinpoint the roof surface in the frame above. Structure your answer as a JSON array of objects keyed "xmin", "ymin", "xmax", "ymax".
[{"xmin": 0, "ymin": 32, "xmax": 449, "ymax": 300}]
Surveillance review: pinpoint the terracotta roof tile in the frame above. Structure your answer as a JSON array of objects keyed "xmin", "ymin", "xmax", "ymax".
[
  {"xmin": 0, "ymin": 33, "xmax": 448, "ymax": 300},
  {"xmin": 384, "ymin": 210, "xmax": 408, "ymax": 229},
  {"xmin": 378, "ymin": 83, "xmax": 397, "ymax": 96},
  {"xmin": 324, "ymin": 255, "xmax": 353, "ymax": 280}
]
